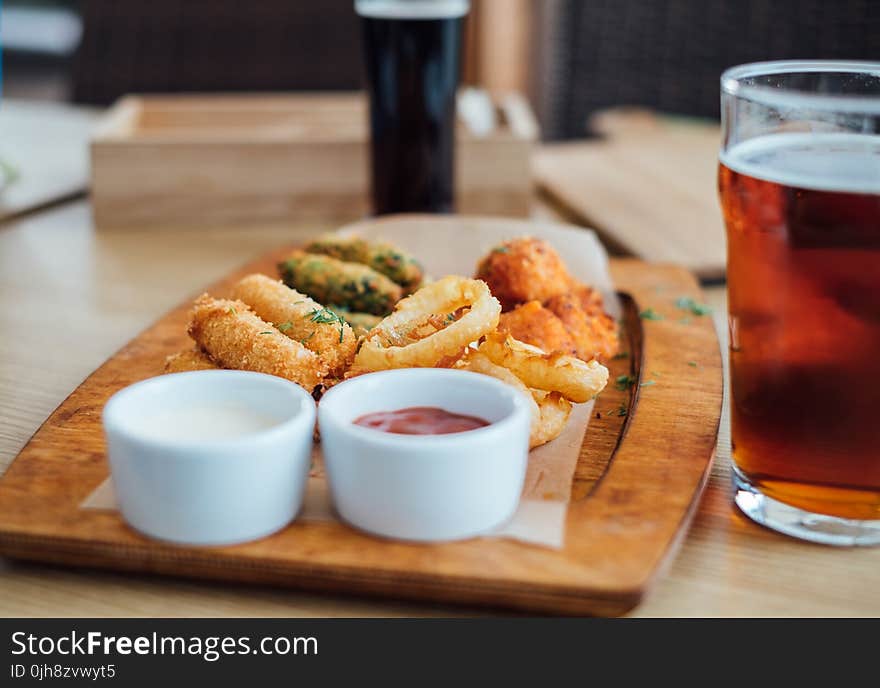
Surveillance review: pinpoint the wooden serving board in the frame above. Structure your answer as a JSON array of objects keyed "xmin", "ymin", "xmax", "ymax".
[
  {"xmin": 0, "ymin": 218, "xmax": 722, "ymax": 616},
  {"xmin": 534, "ymin": 108, "xmax": 726, "ymax": 280}
]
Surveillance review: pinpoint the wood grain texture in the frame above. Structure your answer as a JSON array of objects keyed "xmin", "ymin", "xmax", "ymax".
[
  {"xmin": 534, "ymin": 108, "xmax": 726, "ymax": 280},
  {"xmin": 3, "ymin": 200, "xmax": 880, "ymax": 617},
  {"xmin": 0, "ymin": 217, "xmax": 721, "ymax": 616},
  {"xmin": 91, "ymin": 93, "xmax": 535, "ymax": 227},
  {"xmin": 467, "ymin": 0, "xmax": 533, "ymax": 96}
]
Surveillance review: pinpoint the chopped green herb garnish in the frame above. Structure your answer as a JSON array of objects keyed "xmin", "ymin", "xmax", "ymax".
[
  {"xmin": 688, "ymin": 360, "xmax": 699, "ymax": 367},
  {"xmin": 277, "ymin": 321, "xmax": 293, "ymax": 332},
  {"xmin": 640, "ymin": 380, "xmax": 656, "ymax": 387},
  {"xmin": 617, "ymin": 403, "xmax": 628, "ymax": 417},
  {"xmin": 227, "ymin": 306, "xmax": 237, "ymax": 315},
  {"xmin": 307, "ymin": 307, "xmax": 343, "ymax": 325},
  {"xmin": 492, "ymin": 246, "xmax": 510, "ymax": 254},
  {"xmin": 639, "ymin": 308, "xmax": 664, "ymax": 321},
  {"xmin": 258, "ymin": 331, "xmax": 273, "ymax": 335},
  {"xmin": 300, "ymin": 332, "xmax": 316, "ymax": 345},
  {"xmin": 615, "ymin": 374, "xmax": 637, "ymax": 391},
  {"xmin": 675, "ymin": 296, "xmax": 713, "ymax": 316},
  {"xmin": 612, "ymin": 351, "xmax": 629, "ymax": 360},
  {"xmin": 306, "ymin": 307, "xmax": 347, "ymax": 343}
]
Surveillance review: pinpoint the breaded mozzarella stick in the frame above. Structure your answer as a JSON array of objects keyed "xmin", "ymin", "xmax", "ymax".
[
  {"xmin": 187, "ymin": 295, "xmax": 326, "ymax": 391},
  {"xmin": 230, "ymin": 274, "xmax": 356, "ymax": 377}
]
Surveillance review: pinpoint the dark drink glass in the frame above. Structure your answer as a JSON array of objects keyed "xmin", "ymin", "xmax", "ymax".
[
  {"xmin": 356, "ymin": 0, "xmax": 468, "ymax": 215},
  {"xmin": 719, "ymin": 61, "xmax": 880, "ymax": 545}
]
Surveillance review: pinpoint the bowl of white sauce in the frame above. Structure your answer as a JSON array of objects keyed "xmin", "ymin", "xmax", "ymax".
[{"xmin": 103, "ymin": 370, "xmax": 315, "ymax": 545}]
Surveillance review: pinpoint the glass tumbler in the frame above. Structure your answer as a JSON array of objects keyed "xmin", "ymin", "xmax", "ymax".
[{"xmin": 719, "ymin": 61, "xmax": 880, "ymax": 545}]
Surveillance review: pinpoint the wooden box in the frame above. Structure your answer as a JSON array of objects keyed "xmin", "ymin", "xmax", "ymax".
[{"xmin": 91, "ymin": 93, "xmax": 537, "ymax": 228}]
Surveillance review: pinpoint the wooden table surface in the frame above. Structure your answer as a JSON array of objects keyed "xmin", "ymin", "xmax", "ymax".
[
  {"xmin": 1, "ymin": 195, "xmax": 879, "ymax": 617},
  {"xmin": 535, "ymin": 108, "xmax": 727, "ymax": 280}
]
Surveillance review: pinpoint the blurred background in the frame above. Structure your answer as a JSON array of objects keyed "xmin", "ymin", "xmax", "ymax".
[{"xmin": 4, "ymin": 0, "xmax": 878, "ymax": 140}]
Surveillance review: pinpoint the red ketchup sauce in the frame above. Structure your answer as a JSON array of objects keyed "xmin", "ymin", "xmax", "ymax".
[{"xmin": 353, "ymin": 407, "xmax": 490, "ymax": 435}]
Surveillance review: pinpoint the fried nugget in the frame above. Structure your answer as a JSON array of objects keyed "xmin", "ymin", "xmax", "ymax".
[
  {"xmin": 569, "ymin": 281, "xmax": 607, "ymax": 315},
  {"xmin": 304, "ymin": 234, "xmax": 424, "ymax": 294},
  {"xmin": 187, "ymin": 294, "xmax": 326, "ymax": 391},
  {"xmin": 497, "ymin": 301, "xmax": 578, "ymax": 356},
  {"xmin": 475, "ymin": 237, "xmax": 572, "ymax": 310},
  {"xmin": 278, "ymin": 250, "xmax": 402, "ymax": 315},
  {"xmin": 164, "ymin": 347, "xmax": 219, "ymax": 373},
  {"xmin": 231, "ymin": 274, "xmax": 356, "ymax": 377},
  {"xmin": 544, "ymin": 292, "xmax": 619, "ymax": 361}
]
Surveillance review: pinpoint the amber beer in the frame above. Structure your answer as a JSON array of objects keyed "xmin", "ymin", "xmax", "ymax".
[{"xmin": 719, "ymin": 132, "xmax": 880, "ymax": 519}]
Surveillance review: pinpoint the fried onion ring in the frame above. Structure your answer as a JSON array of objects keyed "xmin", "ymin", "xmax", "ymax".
[
  {"xmin": 530, "ymin": 390, "xmax": 573, "ymax": 448},
  {"xmin": 454, "ymin": 351, "xmax": 541, "ymax": 441},
  {"xmin": 353, "ymin": 276, "xmax": 501, "ymax": 371},
  {"xmin": 478, "ymin": 332, "xmax": 608, "ymax": 403},
  {"xmin": 455, "ymin": 352, "xmax": 572, "ymax": 449}
]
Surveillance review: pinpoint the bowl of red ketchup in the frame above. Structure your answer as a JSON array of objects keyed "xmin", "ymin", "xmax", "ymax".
[{"xmin": 318, "ymin": 368, "xmax": 532, "ymax": 542}]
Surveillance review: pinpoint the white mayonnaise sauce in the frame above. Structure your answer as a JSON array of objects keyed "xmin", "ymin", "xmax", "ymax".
[{"xmin": 127, "ymin": 403, "xmax": 282, "ymax": 441}]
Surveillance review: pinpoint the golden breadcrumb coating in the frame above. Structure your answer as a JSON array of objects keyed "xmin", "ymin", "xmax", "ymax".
[
  {"xmin": 497, "ymin": 301, "xmax": 578, "ymax": 357},
  {"xmin": 186, "ymin": 294, "xmax": 326, "ymax": 391},
  {"xmin": 544, "ymin": 291, "xmax": 619, "ymax": 361},
  {"xmin": 569, "ymin": 281, "xmax": 607, "ymax": 315},
  {"xmin": 475, "ymin": 237, "xmax": 572, "ymax": 310},
  {"xmin": 231, "ymin": 274, "xmax": 356, "ymax": 377}
]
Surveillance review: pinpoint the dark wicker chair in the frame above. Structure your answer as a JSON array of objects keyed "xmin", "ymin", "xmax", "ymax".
[
  {"xmin": 72, "ymin": 0, "xmax": 363, "ymax": 105},
  {"xmin": 536, "ymin": 0, "xmax": 880, "ymax": 140},
  {"xmin": 73, "ymin": 1, "xmax": 880, "ymax": 137}
]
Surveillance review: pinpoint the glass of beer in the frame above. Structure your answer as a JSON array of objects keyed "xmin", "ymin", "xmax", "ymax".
[
  {"xmin": 356, "ymin": 0, "xmax": 468, "ymax": 215},
  {"xmin": 719, "ymin": 61, "xmax": 880, "ymax": 544}
]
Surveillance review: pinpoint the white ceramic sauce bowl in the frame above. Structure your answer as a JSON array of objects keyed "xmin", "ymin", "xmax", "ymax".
[
  {"xmin": 318, "ymin": 368, "xmax": 531, "ymax": 542},
  {"xmin": 103, "ymin": 370, "xmax": 316, "ymax": 545}
]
